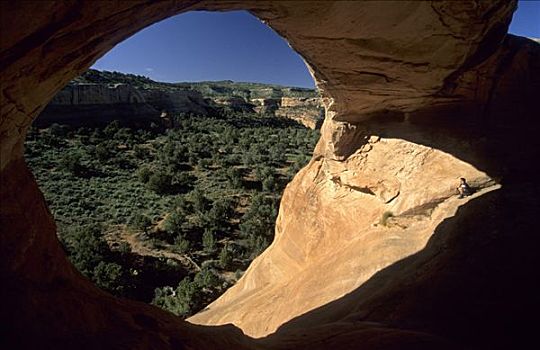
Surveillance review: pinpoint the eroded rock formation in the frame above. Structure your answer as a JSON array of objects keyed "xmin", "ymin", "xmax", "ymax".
[
  {"xmin": 35, "ymin": 73, "xmax": 324, "ymax": 128},
  {"xmin": 35, "ymin": 83, "xmax": 161, "ymax": 127},
  {"xmin": 273, "ymin": 97, "xmax": 323, "ymax": 128},
  {"xmin": 1, "ymin": 1, "xmax": 539, "ymax": 349}
]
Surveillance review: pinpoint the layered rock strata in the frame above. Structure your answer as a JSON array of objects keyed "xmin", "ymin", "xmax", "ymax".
[
  {"xmin": 1, "ymin": 1, "xmax": 539, "ymax": 350},
  {"xmin": 36, "ymin": 79, "xmax": 324, "ymax": 128},
  {"xmin": 35, "ymin": 83, "xmax": 161, "ymax": 127},
  {"xmin": 274, "ymin": 97, "xmax": 323, "ymax": 128}
]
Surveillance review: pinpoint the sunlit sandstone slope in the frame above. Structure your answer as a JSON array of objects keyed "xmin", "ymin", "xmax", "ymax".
[{"xmin": 189, "ymin": 126, "xmax": 497, "ymax": 336}]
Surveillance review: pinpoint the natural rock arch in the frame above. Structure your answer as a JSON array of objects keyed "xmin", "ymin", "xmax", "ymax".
[{"xmin": 1, "ymin": 1, "xmax": 539, "ymax": 349}]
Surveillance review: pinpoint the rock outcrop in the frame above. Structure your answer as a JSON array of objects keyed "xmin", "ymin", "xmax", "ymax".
[
  {"xmin": 140, "ymin": 88, "xmax": 213, "ymax": 116},
  {"xmin": 35, "ymin": 71, "xmax": 324, "ymax": 128},
  {"xmin": 35, "ymin": 83, "xmax": 161, "ymax": 127},
  {"xmin": 274, "ymin": 97, "xmax": 323, "ymax": 128},
  {"xmin": 1, "ymin": 1, "xmax": 539, "ymax": 350}
]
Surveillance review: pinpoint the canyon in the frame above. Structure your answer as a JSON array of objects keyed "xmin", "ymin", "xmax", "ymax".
[{"xmin": 1, "ymin": 1, "xmax": 539, "ymax": 350}]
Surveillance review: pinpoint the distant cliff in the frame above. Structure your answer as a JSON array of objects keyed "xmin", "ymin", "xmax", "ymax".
[
  {"xmin": 36, "ymin": 69, "xmax": 324, "ymax": 128},
  {"xmin": 35, "ymin": 83, "xmax": 161, "ymax": 127}
]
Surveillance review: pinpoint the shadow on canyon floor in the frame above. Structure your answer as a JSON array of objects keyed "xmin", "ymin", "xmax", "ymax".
[{"xmin": 256, "ymin": 184, "xmax": 540, "ymax": 349}]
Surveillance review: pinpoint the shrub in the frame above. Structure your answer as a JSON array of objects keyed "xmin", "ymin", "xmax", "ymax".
[
  {"xmin": 95, "ymin": 143, "xmax": 111, "ymax": 162},
  {"xmin": 193, "ymin": 267, "xmax": 220, "ymax": 290},
  {"xmin": 173, "ymin": 235, "xmax": 190, "ymax": 254},
  {"xmin": 48, "ymin": 123, "xmax": 69, "ymax": 137},
  {"xmin": 198, "ymin": 158, "xmax": 212, "ymax": 169},
  {"xmin": 93, "ymin": 261, "xmax": 124, "ymax": 294},
  {"xmin": 152, "ymin": 277, "xmax": 198, "ymax": 318},
  {"xmin": 189, "ymin": 189, "xmax": 210, "ymax": 213},
  {"xmin": 137, "ymin": 166, "xmax": 152, "ymax": 183},
  {"xmin": 130, "ymin": 212, "xmax": 152, "ymax": 233},
  {"xmin": 133, "ymin": 144, "xmax": 149, "ymax": 160},
  {"xmin": 59, "ymin": 152, "xmax": 86, "ymax": 176},
  {"xmin": 225, "ymin": 167, "xmax": 242, "ymax": 188},
  {"xmin": 262, "ymin": 176, "xmax": 277, "ymax": 192},
  {"xmin": 146, "ymin": 171, "xmax": 174, "ymax": 194},
  {"xmin": 163, "ymin": 210, "xmax": 185, "ymax": 238},
  {"xmin": 246, "ymin": 235, "xmax": 269, "ymax": 259},
  {"xmin": 255, "ymin": 166, "xmax": 273, "ymax": 182},
  {"xmin": 218, "ymin": 245, "xmax": 232, "ymax": 269},
  {"xmin": 202, "ymin": 230, "xmax": 216, "ymax": 253},
  {"xmin": 380, "ymin": 211, "xmax": 394, "ymax": 226},
  {"xmin": 234, "ymin": 269, "xmax": 244, "ymax": 281},
  {"xmin": 104, "ymin": 120, "xmax": 121, "ymax": 137},
  {"xmin": 173, "ymin": 172, "xmax": 196, "ymax": 192}
]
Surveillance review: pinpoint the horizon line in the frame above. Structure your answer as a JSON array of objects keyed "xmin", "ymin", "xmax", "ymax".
[{"xmin": 87, "ymin": 68, "xmax": 317, "ymax": 90}]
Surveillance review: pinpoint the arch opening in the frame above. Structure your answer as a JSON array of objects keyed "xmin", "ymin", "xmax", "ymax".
[{"xmin": 23, "ymin": 9, "xmax": 321, "ymax": 319}]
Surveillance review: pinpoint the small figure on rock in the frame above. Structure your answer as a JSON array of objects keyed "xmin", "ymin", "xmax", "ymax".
[{"xmin": 457, "ymin": 177, "xmax": 473, "ymax": 198}]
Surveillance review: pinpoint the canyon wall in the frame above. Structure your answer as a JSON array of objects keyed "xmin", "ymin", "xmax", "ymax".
[
  {"xmin": 1, "ymin": 1, "xmax": 539, "ymax": 350},
  {"xmin": 35, "ymin": 78, "xmax": 324, "ymax": 128},
  {"xmin": 35, "ymin": 83, "xmax": 161, "ymax": 127}
]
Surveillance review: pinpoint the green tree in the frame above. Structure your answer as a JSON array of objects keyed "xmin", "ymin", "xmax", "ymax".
[
  {"xmin": 59, "ymin": 152, "xmax": 85, "ymax": 177},
  {"xmin": 262, "ymin": 176, "xmax": 277, "ymax": 192},
  {"xmin": 130, "ymin": 212, "xmax": 152, "ymax": 233},
  {"xmin": 202, "ymin": 230, "xmax": 216, "ymax": 253},
  {"xmin": 60, "ymin": 224, "xmax": 109, "ymax": 276},
  {"xmin": 48, "ymin": 123, "xmax": 69, "ymax": 137},
  {"xmin": 173, "ymin": 235, "xmax": 190, "ymax": 254},
  {"xmin": 246, "ymin": 235, "xmax": 269, "ymax": 259},
  {"xmin": 93, "ymin": 261, "xmax": 124, "ymax": 294},
  {"xmin": 219, "ymin": 245, "xmax": 232, "ymax": 269},
  {"xmin": 163, "ymin": 210, "xmax": 185, "ymax": 239},
  {"xmin": 225, "ymin": 167, "xmax": 242, "ymax": 188},
  {"xmin": 146, "ymin": 170, "xmax": 174, "ymax": 194},
  {"xmin": 137, "ymin": 166, "xmax": 152, "ymax": 183},
  {"xmin": 152, "ymin": 277, "xmax": 199, "ymax": 318},
  {"xmin": 95, "ymin": 143, "xmax": 111, "ymax": 162},
  {"xmin": 194, "ymin": 267, "xmax": 220, "ymax": 290},
  {"xmin": 104, "ymin": 120, "xmax": 121, "ymax": 137},
  {"xmin": 189, "ymin": 189, "xmax": 210, "ymax": 213}
]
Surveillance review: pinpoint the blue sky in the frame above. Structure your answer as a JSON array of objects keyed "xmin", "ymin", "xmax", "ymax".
[
  {"xmin": 509, "ymin": 0, "xmax": 540, "ymax": 38},
  {"xmin": 92, "ymin": 11, "xmax": 315, "ymax": 88},
  {"xmin": 92, "ymin": 1, "xmax": 540, "ymax": 88}
]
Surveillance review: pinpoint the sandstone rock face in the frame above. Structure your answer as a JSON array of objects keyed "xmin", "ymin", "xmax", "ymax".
[
  {"xmin": 52, "ymin": 83, "xmax": 145, "ymax": 105},
  {"xmin": 2, "ymin": 1, "xmax": 540, "ymax": 350},
  {"xmin": 36, "ymin": 83, "xmax": 161, "ymax": 127},
  {"xmin": 213, "ymin": 96, "xmax": 255, "ymax": 113},
  {"xmin": 251, "ymin": 97, "xmax": 324, "ymax": 128},
  {"xmin": 250, "ymin": 97, "xmax": 280, "ymax": 114},
  {"xmin": 35, "ymin": 77, "xmax": 324, "ymax": 128},
  {"xmin": 140, "ymin": 88, "xmax": 212, "ymax": 116},
  {"xmin": 188, "ymin": 123, "xmax": 496, "ymax": 336},
  {"xmin": 274, "ymin": 97, "xmax": 323, "ymax": 128}
]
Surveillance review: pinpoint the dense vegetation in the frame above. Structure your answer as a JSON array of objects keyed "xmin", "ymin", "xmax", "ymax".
[
  {"xmin": 74, "ymin": 69, "xmax": 318, "ymax": 99},
  {"xmin": 25, "ymin": 111, "xmax": 319, "ymax": 318}
]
